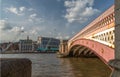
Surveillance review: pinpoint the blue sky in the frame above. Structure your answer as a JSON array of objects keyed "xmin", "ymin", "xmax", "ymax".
[{"xmin": 0, "ymin": 0, "xmax": 114, "ymax": 42}]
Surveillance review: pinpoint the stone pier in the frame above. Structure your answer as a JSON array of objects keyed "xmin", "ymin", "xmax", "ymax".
[
  {"xmin": 59, "ymin": 40, "xmax": 68, "ymax": 54},
  {"xmin": 0, "ymin": 58, "xmax": 32, "ymax": 77},
  {"xmin": 109, "ymin": 0, "xmax": 120, "ymax": 77}
]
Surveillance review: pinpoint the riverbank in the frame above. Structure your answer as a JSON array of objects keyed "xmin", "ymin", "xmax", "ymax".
[{"xmin": 0, "ymin": 51, "xmax": 57, "ymax": 54}]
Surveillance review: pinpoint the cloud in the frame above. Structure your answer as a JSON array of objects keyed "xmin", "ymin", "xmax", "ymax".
[
  {"xmin": 0, "ymin": 20, "xmax": 25, "ymax": 42},
  {"xmin": 0, "ymin": 20, "xmax": 24, "ymax": 32},
  {"xmin": 10, "ymin": 26, "xmax": 24, "ymax": 33},
  {"xmin": 28, "ymin": 13, "xmax": 37, "ymax": 22},
  {"xmin": 19, "ymin": 7, "xmax": 26, "ymax": 12},
  {"xmin": 0, "ymin": 20, "xmax": 12, "ymax": 31},
  {"xmin": 65, "ymin": 36, "xmax": 70, "ymax": 39},
  {"xmin": 28, "ymin": 8, "xmax": 34, "ymax": 11},
  {"xmin": 56, "ymin": 35, "xmax": 70, "ymax": 39},
  {"xmin": 0, "ymin": 28, "xmax": 24, "ymax": 42},
  {"xmin": 5, "ymin": 6, "xmax": 26, "ymax": 15},
  {"xmin": 30, "ymin": 13, "xmax": 37, "ymax": 18},
  {"xmin": 0, "ymin": 13, "xmax": 44, "ymax": 41},
  {"xmin": 64, "ymin": 0, "xmax": 100, "ymax": 23},
  {"xmin": 28, "ymin": 13, "xmax": 44, "ymax": 23}
]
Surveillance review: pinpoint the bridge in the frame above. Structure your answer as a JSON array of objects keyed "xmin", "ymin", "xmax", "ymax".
[{"xmin": 59, "ymin": 5, "xmax": 115, "ymax": 64}]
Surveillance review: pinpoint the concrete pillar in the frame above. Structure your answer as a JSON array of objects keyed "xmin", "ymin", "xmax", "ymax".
[
  {"xmin": 0, "ymin": 58, "xmax": 32, "ymax": 77},
  {"xmin": 109, "ymin": 0, "xmax": 120, "ymax": 77}
]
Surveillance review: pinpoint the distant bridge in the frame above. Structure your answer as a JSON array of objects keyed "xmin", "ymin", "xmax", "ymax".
[{"xmin": 59, "ymin": 5, "xmax": 115, "ymax": 64}]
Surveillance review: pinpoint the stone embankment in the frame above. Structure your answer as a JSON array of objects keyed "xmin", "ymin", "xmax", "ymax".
[{"xmin": 0, "ymin": 58, "xmax": 32, "ymax": 77}]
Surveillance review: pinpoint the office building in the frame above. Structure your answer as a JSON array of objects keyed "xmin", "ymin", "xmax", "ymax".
[{"xmin": 37, "ymin": 36, "xmax": 60, "ymax": 52}]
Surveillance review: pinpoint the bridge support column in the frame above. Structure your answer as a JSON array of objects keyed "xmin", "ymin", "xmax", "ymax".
[
  {"xmin": 59, "ymin": 40, "xmax": 68, "ymax": 54},
  {"xmin": 109, "ymin": 0, "xmax": 120, "ymax": 77}
]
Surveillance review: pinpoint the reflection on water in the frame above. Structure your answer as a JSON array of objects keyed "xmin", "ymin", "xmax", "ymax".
[
  {"xmin": 0, "ymin": 53, "xmax": 111, "ymax": 77},
  {"xmin": 62, "ymin": 58, "xmax": 112, "ymax": 77}
]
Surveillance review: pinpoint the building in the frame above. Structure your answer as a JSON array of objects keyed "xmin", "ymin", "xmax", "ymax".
[
  {"xmin": 0, "ymin": 42, "xmax": 9, "ymax": 51},
  {"xmin": 19, "ymin": 36, "xmax": 34, "ymax": 52},
  {"xmin": 0, "ymin": 42, "xmax": 19, "ymax": 52},
  {"xmin": 32, "ymin": 41, "xmax": 38, "ymax": 51},
  {"xmin": 7, "ymin": 42, "xmax": 19, "ymax": 51},
  {"xmin": 37, "ymin": 36, "xmax": 60, "ymax": 52}
]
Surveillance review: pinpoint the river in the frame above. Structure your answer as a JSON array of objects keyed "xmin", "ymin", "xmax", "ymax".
[{"xmin": 0, "ymin": 53, "xmax": 112, "ymax": 77}]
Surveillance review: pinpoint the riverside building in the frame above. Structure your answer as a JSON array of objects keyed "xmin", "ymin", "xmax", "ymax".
[
  {"xmin": 37, "ymin": 36, "xmax": 60, "ymax": 52},
  {"xmin": 19, "ymin": 36, "xmax": 34, "ymax": 52}
]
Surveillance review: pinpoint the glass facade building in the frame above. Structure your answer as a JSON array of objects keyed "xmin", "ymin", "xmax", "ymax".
[{"xmin": 37, "ymin": 37, "xmax": 60, "ymax": 52}]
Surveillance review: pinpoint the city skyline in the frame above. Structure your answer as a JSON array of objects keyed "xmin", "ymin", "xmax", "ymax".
[{"xmin": 0, "ymin": 0, "xmax": 114, "ymax": 42}]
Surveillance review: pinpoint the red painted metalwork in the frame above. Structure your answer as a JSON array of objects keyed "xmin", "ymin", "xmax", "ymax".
[{"xmin": 70, "ymin": 38, "xmax": 114, "ymax": 63}]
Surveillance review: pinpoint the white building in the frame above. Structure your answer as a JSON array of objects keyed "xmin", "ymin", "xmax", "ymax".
[{"xmin": 19, "ymin": 36, "xmax": 34, "ymax": 52}]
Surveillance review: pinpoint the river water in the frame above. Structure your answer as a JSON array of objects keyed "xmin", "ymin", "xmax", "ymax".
[{"xmin": 1, "ymin": 53, "xmax": 111, "ymax": 77}]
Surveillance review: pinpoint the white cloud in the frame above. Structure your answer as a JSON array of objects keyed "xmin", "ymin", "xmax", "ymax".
[
  {"xmin": 0, "ymin": 20, "xmax": 24, "ymax": 32},
  {"xmin": 11, "ymin": 26, "xmax": 24, "ymax": 33},
  {"xmin": 19, "ymin": 7, "xmax": 26, "ymax": 12},
  {"xmin": 28, "ymin": 13, "xmax": 37, "ymax": 22},
  {"xmin": 30, "ymin": 13, "xmax": 37, "ymax": 18},
  {"xmin": 0, "ymin": 20, "xmax": 12, "ymax": 31},
  {"xmin": 28, "ymin": 13, "xmax": 44, "ymax": 23},
  {"xmin": 6, "ymin": 6, "xmax": 26, "ymax": 16},
  {"xmin": 24, "ymin": 26, "xmax": 45, "ymax": 35},
  {"xmin": 64, "ymin": 0, "xmax": 100, "ymax": 23},
  {"xmin": 0, "ymin": 20, "xmax": 25, "ymax": 42}
]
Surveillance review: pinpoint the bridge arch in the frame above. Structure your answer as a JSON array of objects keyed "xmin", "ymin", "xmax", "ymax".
[
  {"xmin": 68, "ymin": 38, "xmax": 114, "ymax": 64},
  {"xmin": 69, "ymin": 45, "xmax": 95, "ymax": 57}
]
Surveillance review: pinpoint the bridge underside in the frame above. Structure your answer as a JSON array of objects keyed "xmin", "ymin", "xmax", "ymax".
[
  {"xmin": 68, "ymin": 39, "xmax": 114, "ymax": 63},
  {"xmin": 69, "ymin": 45, "xmax": 96, "ymax": 57}
]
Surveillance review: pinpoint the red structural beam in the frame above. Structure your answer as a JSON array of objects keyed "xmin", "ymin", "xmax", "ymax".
[{"xmin": 70, "ymin": 38, "xmax": 114, "ymax": 63}]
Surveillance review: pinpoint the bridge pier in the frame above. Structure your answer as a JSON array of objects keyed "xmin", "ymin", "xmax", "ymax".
[
  {"xmin": 58, "ymin": 40, "xmax": 68, "ymax": 57},
  {"xmin": 109, "ymin": 0, "xmax": 120, "ymax": 77},
  {"xmin": 59, "ymin": 40, "xmax": 68, "ymax": 54}
]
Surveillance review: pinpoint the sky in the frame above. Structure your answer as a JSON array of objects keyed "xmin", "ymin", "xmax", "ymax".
[{"xmin": 0, "ymin": 0, "xmax": 114, "ymax": 42}]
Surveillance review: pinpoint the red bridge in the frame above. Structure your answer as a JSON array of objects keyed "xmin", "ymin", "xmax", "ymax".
[{"xmin": 59, "ymin": 5, "xmax": 115, "ymax": 64}]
